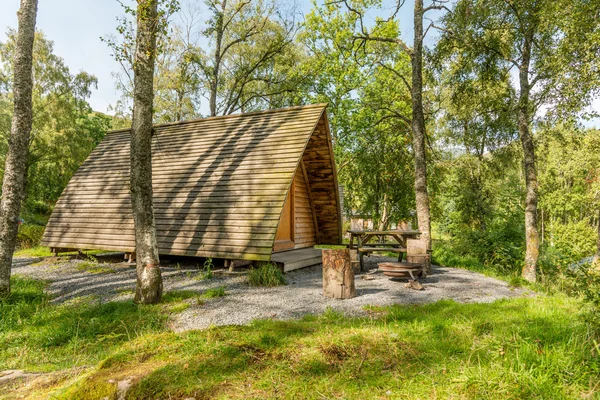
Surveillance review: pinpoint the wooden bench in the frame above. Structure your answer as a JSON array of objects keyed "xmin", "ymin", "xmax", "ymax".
[
  {"xmin": 358, "ymin": 247, "xmax": 407, "ymax": 253},
  {"xmin": 348, "ymin": 230, "xmax": 421, "ymax": 272},
  {"xmin": 361, "ymin": 243, "xmax": 403, "ymax": 247},
  {"xmin": 378, "ymin": 261, "xmax": 427, "ymax": 280},
  {"xmin": 357, "ymin": 247, "xmax": 409, "ymax": 269}
]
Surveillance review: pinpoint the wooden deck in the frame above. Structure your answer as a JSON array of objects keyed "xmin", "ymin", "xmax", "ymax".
[{"xmin": 271, "ymin": 248, "xmax": 323, "ymax": 272}]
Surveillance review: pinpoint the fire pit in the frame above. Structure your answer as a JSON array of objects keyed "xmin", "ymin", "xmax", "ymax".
[{"xmin": 377, "ymin": 262, "xmax": 427, "ymax": 280}]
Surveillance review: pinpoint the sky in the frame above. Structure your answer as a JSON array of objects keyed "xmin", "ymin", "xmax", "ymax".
[
  {"xmin": 0, "ymin": 0, "xmax": 125, "ymax": 114},
  {"xmin": 0, "ymin": 0, "xmax": 598, "ymax": 126},
  {"xmin": 0, "ymin": 0, "xmax": 416, "ymax": 115}
]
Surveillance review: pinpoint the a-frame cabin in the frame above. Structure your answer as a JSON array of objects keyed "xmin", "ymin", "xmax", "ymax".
[{"xmin": 41, "ymin": 104, "xmax": 342, "ymax": 271}]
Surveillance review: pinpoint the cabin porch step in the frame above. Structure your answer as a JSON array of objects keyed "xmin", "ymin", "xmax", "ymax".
[{"xmin": 271, "ymin": 248, "xmax": 323, "ymax": 272}]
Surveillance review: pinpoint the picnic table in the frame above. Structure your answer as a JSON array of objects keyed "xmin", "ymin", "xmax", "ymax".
[{"xmin": 347, "ymin": 229, "xmax": 421, "ymax": 272}]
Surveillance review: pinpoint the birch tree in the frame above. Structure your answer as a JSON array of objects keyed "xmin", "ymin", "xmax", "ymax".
[
  {"xmin": 438, "ymin": 0, "xmax": 600, "ymax": 282},
  {"xmin": 191, "ymin": 0, "xmax": 298, "ymax": 116},
  {"xmin": 325, "ymin": 0, "xmax": 449, "ymax": 248},
  {"xmin": 0, "ymin": 0, "xmax": 38, "ymax": 297},
  {"xmin": 131, "ymin": 0, "xmax": 163, "ymax": 304}
]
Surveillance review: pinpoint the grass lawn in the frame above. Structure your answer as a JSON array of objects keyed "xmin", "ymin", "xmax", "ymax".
[
  {"xmin": 14, "ymin": 246, "xmax": 108, "ymax": 258},
  {"xmin": 1, "ymin": 276, "xmax": 599, "ymax": 399}
]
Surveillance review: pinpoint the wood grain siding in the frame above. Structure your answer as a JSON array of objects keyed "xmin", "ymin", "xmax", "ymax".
[
  {"xmin": 293, "ymin": 167, "xmax": 316, "ymax": 249},
  {"xmin": 301, "ymin": 113, "xmax": 342, "ymax": 244},
  {"xmin": 42, "ymin": 104, "xmax": 341, "ymax": 261}
]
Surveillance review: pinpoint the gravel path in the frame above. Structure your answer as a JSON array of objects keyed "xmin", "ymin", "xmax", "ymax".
[{"xmin": 12, "ymin": 254, "xmax": 531, "ymax": 331}]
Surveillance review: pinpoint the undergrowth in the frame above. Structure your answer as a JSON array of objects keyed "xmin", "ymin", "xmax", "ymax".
[
  {"xmin": 201, "ymin": 257, "xmax": 214, "ymax": 280},
  {"xmin": 247, "ymin": 262, "xmax": 286, "ymax": 287}
]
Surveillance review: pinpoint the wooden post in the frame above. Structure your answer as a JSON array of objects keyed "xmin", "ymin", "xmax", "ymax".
[
  {"xmin": 406, "ymin": 239, "xmax": 431, "ymax": 273},
  {"xmin": 322, "ymin": 248, "xmax": 355, "ymax": 299},
  {"xmin": 407, "ymin": 239, "xmax": 428, "ymax": 254},
  {"xmin": 125, "ymin": 252, "xmax": 136, "ymax": 264}
]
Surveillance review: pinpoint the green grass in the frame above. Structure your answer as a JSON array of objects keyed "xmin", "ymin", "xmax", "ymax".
[
  {"xmin": 14, "ymin": 246, "xmax": 55, "ymax": 257},
  {"xmin": 247, "ymin": 262, "xmax": 287, "ymax": 287},
  {"xmin": 14, "ymin": 246, "xmax": 107, "ymax": 258},
  {"xmin": 0, "ymin": 277, "xmax": 192, "ymax": 375},
  {"xmin": 314, "ymin": 244, "xmax": 348, "ymax": 250},
  {"xmin": 203, "ymin": 286, "xmax": 226, "ymax": 298},
  {"xmin": 1, "ymin": 277, "xmax": 599, "ymax": 399},
  {"xmin": 75, "ymin": 261, "xmax": 116, "ymax": 274}
]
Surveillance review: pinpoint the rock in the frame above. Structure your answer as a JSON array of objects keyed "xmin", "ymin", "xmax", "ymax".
[
  {"xmin": 116, "ymin": 378, "xmax": 133, "ymax": 400},
  {"xmin": 0, "ymin": 370, "xmax": 41, "ymax": 382},
  {"xmin": 404, "ymin": 280, "xmax": 424, "ymax": 290}
]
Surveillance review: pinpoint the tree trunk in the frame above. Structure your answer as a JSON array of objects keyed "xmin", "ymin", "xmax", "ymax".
[
  {"xmin": 378, "ymin": 193, "xmax": 390, "ymax": 231},
  {"xmin": 0, "ymin": 0, "xmax": 38, "ymax": 297},
  {"xmin": 411, "ymin": 0, "xmax": 432, "ymax": 250},
  {"xmin": 518, "ymin": 40, "xmax": 539, "ymax": 283},
  {"xmin": 209, "ymin": 0, "xmax": 227, "ymax": 117},
  {"xmin": 131, "ymin": 0, "xmax": 162, "ymax": 304},
  {"xmin": 594, "ymin": 210, "xmax": 600, "ymax": 267},
  {"xmin": 322, "ymin": 249, "xmax": 355, "ymax": 299}
]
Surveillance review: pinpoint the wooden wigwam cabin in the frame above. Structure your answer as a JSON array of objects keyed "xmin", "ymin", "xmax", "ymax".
[{"xmin": 41, "ymin": 104, "xmax": 342, "ymax": 271}]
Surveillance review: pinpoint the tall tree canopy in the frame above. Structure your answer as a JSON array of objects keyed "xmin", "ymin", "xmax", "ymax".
[
  {"xmin": 301, "ymin": 0, "xmax": 416, "ymax": 229},
  {"xmin": 0, "ymin": 31, "xmax": 109, "ymax": 204},
  {"xmin": 437, "ymin": 0, "xmax": 600, "ymax": 281},
  {"xmin": 106, "ymin": 0, "xmax": 301, "ymax": 120}
]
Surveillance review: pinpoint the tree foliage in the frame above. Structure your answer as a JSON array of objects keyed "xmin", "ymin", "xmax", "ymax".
[
  {"xmin": 0, "ymin": 31, "xmax": 110, "ymax": 205},
  {"xmin": 436, "ymin": 0, "xmax": 600, "ymax": 281},
  {"xmin": 301, "ymin": 0, "xmax": 415, "ymax": 229}
]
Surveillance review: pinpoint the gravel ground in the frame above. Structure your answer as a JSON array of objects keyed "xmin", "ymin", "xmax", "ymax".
[{"xmin": 12, "ymin": 254, "xmax": 531, "ymax": 332}]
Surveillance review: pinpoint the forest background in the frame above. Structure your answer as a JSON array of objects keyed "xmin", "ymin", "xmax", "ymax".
[{"xmin": 0, "ymin": 0, "xmax": 599, "ymax": 283}]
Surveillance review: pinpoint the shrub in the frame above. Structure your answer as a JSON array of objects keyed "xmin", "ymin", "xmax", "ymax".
[
  {"xmin": 16, "ymin": 224, "xmax": 45, "ymax": 249},
  {"xmin": 247, "ymin": 262, "xmax": 286, "ymax": 287},
  {"xmin": 568, "ymin": 260, "xmax": 600, "ymax": 332},
  {"xmin": 24, "ymin": 199, "xmax": 52, "ymax": 216},
  {"xmin": 202, "ymin": 257, "xmax": 214, "ymax": 280},
  {"xmin": 549, "ymin": 220, "xmax": 596, "ymax": 263},
  {"xmin": 432, "ymin": 220, "xmax": 524, "ymax": 276}
]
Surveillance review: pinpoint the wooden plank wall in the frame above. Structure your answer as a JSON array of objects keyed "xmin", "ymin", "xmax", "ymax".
[
  {"xmin": 293, "ymin": 167, "xmax": 316, "ymax": 249},
  {"xmin": 42, "ymin": 105, "xmax": 328, "ymax": 261},
  {"xmin": 301, "ymin": 114, "xmax": 342, "ymax": 244}
]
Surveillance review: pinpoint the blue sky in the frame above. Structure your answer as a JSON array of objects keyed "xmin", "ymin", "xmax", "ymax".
[
  {"xmin": 1, "ymin": 0, "xmax": 125, "ymax": 113},
  {"xmin": 0, "ymin": 0, "xmax": 597, "ymax": 127},
  {"xmin": 0, "ymin": 0, "xmax": 417, "ymax": 115}
]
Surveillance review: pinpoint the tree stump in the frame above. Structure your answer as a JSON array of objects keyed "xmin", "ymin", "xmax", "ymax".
[
  {"xmin": 322, "ymin": 248, "xmax": 355, "ymax": 299},
  {"xmin": 406, "ymin": 254, "xmax": 431, "ymax": 273},
  {"xmin": 407, "ymin": 239, "xmax": 431, "ymax": 273}
]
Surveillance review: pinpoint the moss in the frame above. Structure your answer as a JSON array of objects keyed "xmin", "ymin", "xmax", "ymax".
[{"xmin": 314, "ymin": 244, "xmax": 348, "ymax": 250}]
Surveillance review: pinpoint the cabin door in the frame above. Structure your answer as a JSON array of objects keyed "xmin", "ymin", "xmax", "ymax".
[{"xmin": 274, "ymin": 182, "xmax": 295, "ymax": 252}]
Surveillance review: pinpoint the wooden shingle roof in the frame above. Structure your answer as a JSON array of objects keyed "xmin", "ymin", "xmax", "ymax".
[{"xmin": 42, "ymin": 104, "xmax": 341, "ymax": 261}]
